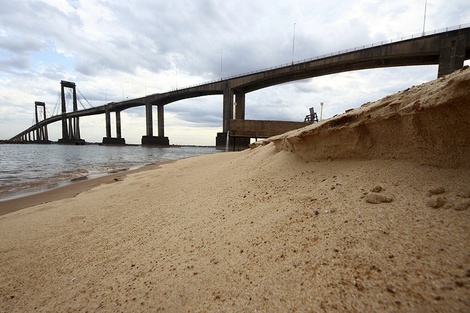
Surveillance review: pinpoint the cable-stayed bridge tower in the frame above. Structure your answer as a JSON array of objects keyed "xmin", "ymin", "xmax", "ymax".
[{"xmin": 58, "ymin": 80, "xmax": 85, "ymax": 145}]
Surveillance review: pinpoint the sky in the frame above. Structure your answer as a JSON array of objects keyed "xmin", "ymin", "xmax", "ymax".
[{"xmin": 1, "ymin": 0, "xmax": 469, "ymax": 145}]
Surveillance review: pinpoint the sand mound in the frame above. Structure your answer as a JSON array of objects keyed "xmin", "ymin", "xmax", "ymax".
[
  {"xmin": 261, "ymin": 66, "xmax": 470, "ymax": 168},
  {"xmin": 1, "ymin": 68, "xmax": 469, "ymax": 312}
]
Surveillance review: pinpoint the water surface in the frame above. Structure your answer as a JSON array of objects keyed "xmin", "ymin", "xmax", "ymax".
[{"xmin": 0, "ymin": 144, "xmax": 218, "ymax": 200}]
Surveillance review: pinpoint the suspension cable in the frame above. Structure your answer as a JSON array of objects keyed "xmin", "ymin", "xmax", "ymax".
[
  {"xmin": 78, "ymin": 90, "xmax": 93, "ymax": 108},
  {"xmin": 52, "ymin": 91, "xmax": 61, "ymax": 116}
]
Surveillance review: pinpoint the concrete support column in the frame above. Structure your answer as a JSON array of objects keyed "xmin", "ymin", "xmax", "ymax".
[
  {"xmin": 222, "ymin": 84, "xmax": 234, "ymax": 133},
  {"xmin": 234, "ymin": 92, "xmax": 246, "ymax": 120},
  {"xmin": 72, "ymin": 86, "xmax": 80, "ymax": 139},
  {"xmin": 74, "ymin": 117, "xmax": 80, "ymax": 139},
  {"xmin": 60, "ymin": 83, "xmax": 68, "ymax": 140},
  {"xmin": 116, "ymin": 111, "xmax": 122, "ymax": 138},
  {"xmin": 145, "ymin": 102, "xmax": 153, "ymax": 137},
  {"xmin": 105, "ymin": 107, "xmax": 112, "ymax": 138},
  {"xmin": 217, "ymin": 83, "xmax": 250, "ymax": 150},
  {"xmin": 157, "ymin": 104, "xmax": 165, "ymax": 137},
  {"xmin": 35, "ymin": 103, "xmax": 40, "ymax": 141},
  {"xmin": 42, "ymin": 103, "xmax": 48, "ymax": 142},
  {"xmin": 102, "ymin": 109, "xmax": 126, "ymax": 145},
  {"xmin": 438, "ymin": 34, "xmax": 467, "ymax": 77},
  {"xmin": 142, "ymin": 102, "xmax": 169, "ymax": 146},
  {"xmin": 68, "ymin": 117, "xmax": 74, "ymax": 139}
]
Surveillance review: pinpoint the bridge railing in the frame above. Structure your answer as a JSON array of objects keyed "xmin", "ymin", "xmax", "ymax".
[{"xmin": 173, "ymin": 23, "xmax": 470, "ymax": 91}]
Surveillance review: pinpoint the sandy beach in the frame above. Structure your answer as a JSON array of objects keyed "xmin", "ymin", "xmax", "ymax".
[{"xmin": 1, "ymin": 67, "xmax": 469, "ymax": 312}]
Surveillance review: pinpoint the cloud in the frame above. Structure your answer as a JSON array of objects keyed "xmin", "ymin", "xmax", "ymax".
[
  {"xmin": 1, "ymin": 0, "xmax": 469, "ymax": 145},
  {"xmin": 166, "ymin": 98, "xmax": 223, "ymax": 127}
]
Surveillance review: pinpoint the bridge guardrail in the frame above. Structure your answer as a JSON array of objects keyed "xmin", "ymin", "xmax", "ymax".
[{"xmin": 174, "ymin": 23, "xmax": 470, "ymax": 91}]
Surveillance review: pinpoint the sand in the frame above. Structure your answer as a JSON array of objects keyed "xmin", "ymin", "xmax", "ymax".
[{"xmin": 1, "ymin": 68, "xmax": 469, "ymax": 312}]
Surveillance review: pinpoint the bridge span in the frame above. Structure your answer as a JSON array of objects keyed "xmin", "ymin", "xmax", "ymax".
[{"xmin": 8, "ymin": 24, "xmax": 470, "ymax": 148}]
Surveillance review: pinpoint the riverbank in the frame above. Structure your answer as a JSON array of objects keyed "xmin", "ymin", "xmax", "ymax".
[
  {"xmin": 1, "ymin": 68, "xmax": 469, "ymax": 312},
  {"xmin": 0, "ymin": 162, "xmax": 167, "ymax": 215},
  {"xmin": 0, "ymin": 145, "xmax": 217, "ymax": 203}
]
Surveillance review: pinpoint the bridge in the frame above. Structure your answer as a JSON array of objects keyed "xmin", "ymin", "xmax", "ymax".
[{"xmin": 8, "ymin": 24, "xmax": 470, "ymax": 149}]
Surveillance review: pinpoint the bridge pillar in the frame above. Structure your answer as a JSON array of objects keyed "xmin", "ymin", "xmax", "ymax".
[
  {"xmin": 142, "ymin": 102, "xmax": 169, "ymax": 146},
  {"xmin": 145, "ymin": 102, "xmax": 153, "ymax": 137},
  {"xmin": 116, "ymin": 111, "xmax": 122, "ymax": 139},
  {"xmin": 438, "ymin": 33, "xmax": 467, "ymax": 77},
  {"xmin": 34, "ymin": 101, "xmax": 50, "ymax": 144},
  {"xmin": 58, "ymin": 80, "xmax": 85, "ymax": 145},
  {"xmin": 102, "ymin": 106, "xmax": 126, "ymax": 145},
  {"xmin": 222, "ymin": 84, "xmax": 234, "ymax": 133},
  {"xmin": 234, "ymin": 92, "xmax": 246, "ymax": 120},
  {"xmin": 105, "ymin": 107, "xmax": 111, "ymax": 138},
  {"xmin": 60, "ymin": 82, "xmax": 68, "ymax": 141},
  {"xmin": 216, "ymin": 87, "xmax": 250, "ymax": 150},
  {"xmin": 216, "ymin": 86, "xmax": 233, "ymax": 149},
  {"xmin": 157, "ymin": 104, "xmax": 165, "ymax": 137}
]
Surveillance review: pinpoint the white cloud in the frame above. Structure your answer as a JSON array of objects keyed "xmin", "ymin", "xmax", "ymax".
[{"xmin": 1, "ymin": 0, "xmax": 469, "ymax": 145}]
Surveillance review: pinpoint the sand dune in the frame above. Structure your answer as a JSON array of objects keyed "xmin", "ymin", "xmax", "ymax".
[
  {"xmin": 265, "ymin": 66, "xmax": 470, "ymax": 168},
  {"xmin": 1, "ymin": 68, "xmax": 469, "ymax": 312}
]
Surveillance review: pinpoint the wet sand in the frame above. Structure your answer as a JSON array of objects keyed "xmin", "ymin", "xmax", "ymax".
[{"xmin": 0, "ymin": 163, "xmax": 167, "ymax": 216}]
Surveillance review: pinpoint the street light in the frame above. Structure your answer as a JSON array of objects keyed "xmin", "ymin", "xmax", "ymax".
[
  {"xmin": 292, "ymin": 22, "xmax": 296, "ymax": 64},
  {"xmin": 422, "ymin": 0, "xmax": 427, "ymax": 36},
  {"xmin": 320, "ymin": 102, "xmax": 324, "ymax": 121},
  {"xmin": 221, "ymin": 48, "xmax": 223, "ymax": 79}
]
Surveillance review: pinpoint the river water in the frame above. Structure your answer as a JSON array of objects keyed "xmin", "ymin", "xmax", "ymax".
[{"xmin": 0, "ymin": 144, "xmax": 218, "ymax": 201}]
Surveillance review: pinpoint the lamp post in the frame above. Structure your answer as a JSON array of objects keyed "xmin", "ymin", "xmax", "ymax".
[
  {"xmin": 422, "ymin": 0, "xmax": 427, "ymax": 36},
  {"xmin": 221, "ymin": 48, "xmax": 223, "ymax": 79},
  {"xmin": 292, "ymin": 22, "xmax": 296, "ymax": 64}
]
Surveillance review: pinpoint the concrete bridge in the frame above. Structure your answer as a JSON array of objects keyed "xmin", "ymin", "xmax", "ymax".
[{"xmin": 8, "ymin": 24, "xmax": 470, "ymax": 148}]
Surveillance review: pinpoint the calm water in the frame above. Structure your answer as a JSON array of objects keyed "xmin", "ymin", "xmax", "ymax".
[{"xmin": 0, "ymin": 144, "xmax": 218, "ymax": 201}]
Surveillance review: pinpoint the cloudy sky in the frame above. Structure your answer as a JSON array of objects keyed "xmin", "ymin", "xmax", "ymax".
[{"xmin": 1, "ymin": 0, "xmax": 469, "ymax": 145}]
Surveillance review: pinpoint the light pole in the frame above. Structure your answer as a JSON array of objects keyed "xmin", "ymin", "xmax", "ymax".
[
  {"xmin": 422, "ymin": 0, "xmax": 427, "ymax": 36},
  {"xmin": 221, "ymin": 48, "xmax": 223, "ymax": 79},
  {"xmin": 292, "ymin": 22, "xmax": 296, "ymax": 64}
]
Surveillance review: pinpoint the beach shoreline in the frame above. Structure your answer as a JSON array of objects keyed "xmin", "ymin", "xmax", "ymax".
[{"xmin": 0, "ymin": 162, "xmax": 169, "ymax": 216}]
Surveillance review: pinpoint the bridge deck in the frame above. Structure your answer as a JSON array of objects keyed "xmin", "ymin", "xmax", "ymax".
[{"xmin": 9, "ymin": 25, "xmax": 470, "ymax": 143}]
